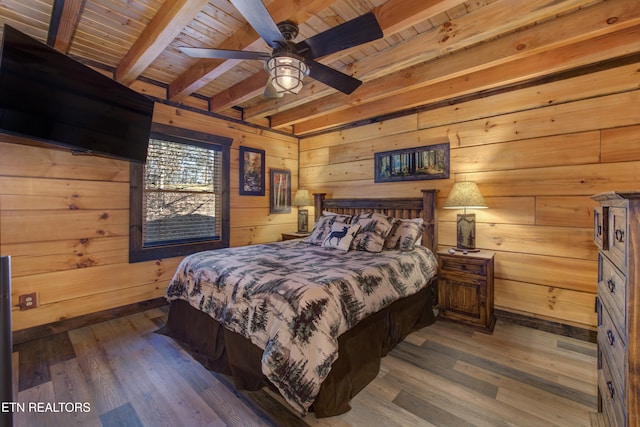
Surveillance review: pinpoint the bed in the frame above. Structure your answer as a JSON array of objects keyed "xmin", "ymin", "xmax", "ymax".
[{"xmin": 159, "ymin": 190, "xmax": 439, "ymax": 417}]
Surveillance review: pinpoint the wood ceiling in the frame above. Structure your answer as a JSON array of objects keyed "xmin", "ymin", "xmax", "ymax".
[{"xmin": 1, "ymin": 0, "xmax": 638, "ymax": 137}]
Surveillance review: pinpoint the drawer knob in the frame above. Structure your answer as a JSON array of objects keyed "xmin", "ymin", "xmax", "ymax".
[
  {"xmin": 615, "ymin": 228, "xmax": 625, "ymax": 243},
  {"xmin": 607, "ymin": 278, "xmax": 616, "ymax": 293},
  {"xmin": 607, "ymin": 329, "xmax": 615, "ymax": 346},
  {"xmin": 607, "ymin": 380, "xmax": 615, "ymax": 399}
]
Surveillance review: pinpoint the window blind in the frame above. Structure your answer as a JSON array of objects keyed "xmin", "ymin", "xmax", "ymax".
[{"xmin": 143, "ymin": 138, "xmax": 222, "ymax": 246}]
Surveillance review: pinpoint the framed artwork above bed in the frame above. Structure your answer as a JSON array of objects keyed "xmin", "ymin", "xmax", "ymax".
[
  {"xmin": 374, "ymin": 143, "xmax": 450, "ymax": 182},
  {"xmin": 270, "ymin": 168, "xmax": 291, "ymax": 213}
]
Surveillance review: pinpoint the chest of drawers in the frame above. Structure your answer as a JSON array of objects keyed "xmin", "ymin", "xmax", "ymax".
[{"xmin": 592, "ymin": 191, "xmax": 640, "ymax": 427}]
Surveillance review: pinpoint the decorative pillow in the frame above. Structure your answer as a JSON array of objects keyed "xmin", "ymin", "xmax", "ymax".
[
  {"xmin": 385, "ymin": 218, "xmax": 424, "ymax": 251},
  {"xmin": 350, "ymin": 212, "xmax": 395, "ymax": 253},
  {"xmin": 305, "ymin": 213, "xmax": 352, "ymax": 245},
  {"xmin": 321, "ymin": 222, "xmax": 360, "ymax": 251}
]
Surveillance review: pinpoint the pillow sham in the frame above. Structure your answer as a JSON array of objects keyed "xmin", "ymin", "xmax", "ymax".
[
  {"xmin": 385, "ymin": 217, "xmax": 424, "ymax": 251},
  {"xmin": 321, "ymin": 222, "xmax": 360, "ymax": 251},
  {"xmin": 305, "ymin": 213, "xmax": 352, "ymax": 245},
  {"xmin": 349, "ymin": 212, "xmax": 395, "ymax": 253}
]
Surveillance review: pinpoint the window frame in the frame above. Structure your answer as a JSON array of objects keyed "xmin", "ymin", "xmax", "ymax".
[{"xmin": 129, "ymin": 123, "xmax": 232, "ymax": 263}]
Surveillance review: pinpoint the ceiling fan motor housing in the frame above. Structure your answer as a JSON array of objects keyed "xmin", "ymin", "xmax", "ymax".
[{"xmin": 277, "ymin": 21, "xmax": 299, "ymax": 41}]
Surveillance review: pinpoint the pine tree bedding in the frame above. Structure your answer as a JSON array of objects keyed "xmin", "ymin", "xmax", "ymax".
[{"xmin": 165, "ymin": 239, "xmax": 438, "ymax": 415}]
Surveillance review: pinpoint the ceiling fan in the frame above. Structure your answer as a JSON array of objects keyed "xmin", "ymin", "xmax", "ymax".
[{"xmin": 178, "ymin": 0, "xmax": 384, "ymax": 97}]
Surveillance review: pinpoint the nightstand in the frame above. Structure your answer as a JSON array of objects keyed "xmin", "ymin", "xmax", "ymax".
[
  {"xmin": 281, "ymin": 232, "xmax": 310, "ymax": 241},
  {"xmin": 437, "ymin": 249, "xmax": 496, "ymax": 333}
]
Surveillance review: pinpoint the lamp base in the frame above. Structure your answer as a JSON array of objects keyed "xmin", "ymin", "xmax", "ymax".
[
  {"xmin": 456, "ymin": 213, "xmax": 477, "ymax": 251},
  {"xmin": 297, "ymin": 209, "xmax": 309, "ymax": 233},
  {"xmin": 449, "ymin": 247, "xmax": 481, "ymax": 254}
]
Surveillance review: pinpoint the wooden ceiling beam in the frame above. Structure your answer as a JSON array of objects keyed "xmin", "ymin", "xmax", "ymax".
[
  {"xmin": 115, "ymin": 0, "xmax": 210, "ymax": 86},
  {"xmin": 293, "ymin": 24, "xmax": 640, "ymax": 135},
  {"xmin": 268, "ymin": 0, "xmax": 640, "ymax": 130},
  {"xmin": 168, "ymin": 0, "xmax": 336, "ymax": 103},
  {"xmin": 48, "ymin": 0, "xmax": 85, "ymax": 53}
]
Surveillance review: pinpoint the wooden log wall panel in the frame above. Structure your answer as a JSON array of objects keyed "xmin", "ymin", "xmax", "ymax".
[
  {"xmin": 601, "ymin": 124, "xmax": 640, "ymax": 163},
  {"xmin": 300, "ymin": 114, "xmax": 418, "ymax": 150},
  {"xmin": 11, "ymin": 259, "xmax": 180, "ymax": 307},
  {"xmin": 451, "ymin": 132, "xmax": 601, "ymax": 174},
  {"xmin": 3, "ymin": 237, "xmax": 129, "ymax": 277},
  {"xmin": 11, "ymin": 282, "xmax": 166, "ymax": 331},
  {"xmin": 1, "ymin": 103, "xmax": 298, "ymax": 331},
  {"xmin": 420, "ymin": 62, "xmax": 640, "ymax": 130},
  {"xmin": 0, "ymin": 138, "xmax": 129, "ymax": 181},
  {"xmin": 299, "ymin": 60, "xmax": 640, "ymax": 330},
  {"xmin": 495, "ymin": 279, "xmax": 597, "ymax": 327},
  {"xmin": 438, "ymin": 197, "xmax": 535, "ymax": 226},
  {"xmin": 1, "ymin": 210, "xmax": 128, "ymax": 244},
  {"xmin": 438, "ymin": 222, "xmax": 596, "ymax": 261},
  {"xmin": 0, "ymin": 177, "xmax": 130, "ymax": 210},
  {"xmin": 535, "ymin": 196, "xmax": 598, "ymax": 228},
  {"xmin": 495, "ymin": 252, "xmax": 597, "ymax": 294},
  {"xmin": 444, "ymin": 91, "xmax": 640, "ymax": 148},
  {"xmin": 458, "ymin": 162, "xmax": 640, "ymax": 197}
]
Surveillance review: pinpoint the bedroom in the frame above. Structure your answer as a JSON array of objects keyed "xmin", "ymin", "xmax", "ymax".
[{"xmin": 0, "ymin": 0, "xmax": 638, "ymax": 425}]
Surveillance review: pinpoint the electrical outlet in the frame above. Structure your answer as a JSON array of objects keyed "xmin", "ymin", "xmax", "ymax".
[{"xmin": 18, "ymin": 293, "xmax": 37, "ymax": 310}]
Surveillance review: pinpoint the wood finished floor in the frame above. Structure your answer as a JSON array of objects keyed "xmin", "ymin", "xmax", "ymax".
[{"xmin": 10, "ymin": 306, "xmax": 599, "ymax": 427}]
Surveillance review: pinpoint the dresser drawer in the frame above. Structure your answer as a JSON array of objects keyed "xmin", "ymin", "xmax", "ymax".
[
  {"xmin": 607, "ymin": 207, "xmax": 627, "ymax": 272},
  {"xmin": 598, "ymin": 302, "xmax": 627, "ymax": 392},
  {"xmin": 439, "ymin": 255, "xmax": 488, "ymax": 277},
  {"xmin": 598, "ymin": 254, "xmax": 627, "ymax": 337},
  {"xmin": 599, "ymin": 354, "xmax": 626, "ymax": 427}
]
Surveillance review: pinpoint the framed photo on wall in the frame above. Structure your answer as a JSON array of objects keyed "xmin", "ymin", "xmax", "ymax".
[
  {"xmin": 239, "ymin": 146, "xmax": 265, "ymax": 196},
  {"xmin": 374, "ymin": 143, "xmax": 450, "ymax": 182},
  {"xmin": 270, "ymin": 169, "xmax": 291, "ymax": 213}
]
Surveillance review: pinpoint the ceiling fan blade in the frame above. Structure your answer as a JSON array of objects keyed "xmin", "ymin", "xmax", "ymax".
[
  {"xmin": 307, "ymin": 60, "xmax": 362, "ymax": 95},
  {"xmin": 296, "ymin": 12, "xmax": 383, "ymax": 59},
  {"xmin": 179, "ymin": 47, "xmax": 270, "ymax": 61},
  {"xmin": 230, "ymin": 0, "xmax": 287, "ymax": 48}
]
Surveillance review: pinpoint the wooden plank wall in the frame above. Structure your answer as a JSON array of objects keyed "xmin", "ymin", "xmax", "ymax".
[
  {"xmin": 0, "ymin": 102, "xmax": 298, "ymax": 331},
  {"xmin": 299, "ymin": 59, "xmax": 640, "ymax": 330}
]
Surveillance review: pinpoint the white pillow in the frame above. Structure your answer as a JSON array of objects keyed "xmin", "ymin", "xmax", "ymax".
[{"xmin": 321, "ymin": 222, "xmax": 360, "ymax": 251}]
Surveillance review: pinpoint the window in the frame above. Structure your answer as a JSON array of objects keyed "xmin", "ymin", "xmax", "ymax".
[{"xmin": 130, "ymin": 124, "xmax": 231, "ymax": 262}]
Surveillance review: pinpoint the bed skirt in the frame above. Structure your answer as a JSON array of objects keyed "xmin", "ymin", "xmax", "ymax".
[{"xmin": 158, "ymin": 278, "xmax": 438, "ymax": 417}]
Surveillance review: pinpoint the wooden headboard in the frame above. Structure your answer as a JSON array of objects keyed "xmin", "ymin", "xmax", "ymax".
[{"xmin": 313, "ymin": 190, "xmax": 438, "ymax": 254}]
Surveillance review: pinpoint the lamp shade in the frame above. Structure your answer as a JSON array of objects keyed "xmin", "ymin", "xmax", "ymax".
[
  {"xmin": 443, "ymin": 182, "xmax": 487, "ymax": 209},
  {"xmin": 292, "ymin": 189, "xmax": 313, "ymax": 206}
]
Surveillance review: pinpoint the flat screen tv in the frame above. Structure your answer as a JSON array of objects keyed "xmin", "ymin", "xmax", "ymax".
[{"xmin": 0, "ymin": 25, "xmax": 154, "ymax": 163}]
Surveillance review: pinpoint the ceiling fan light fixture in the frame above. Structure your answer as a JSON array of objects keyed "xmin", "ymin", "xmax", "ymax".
[{"xmin": 266, "ymin": 54, "xmax": 307, "ymax": 94}]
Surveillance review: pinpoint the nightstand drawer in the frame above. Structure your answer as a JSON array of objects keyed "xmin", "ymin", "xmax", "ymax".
[
  {"xmin": 598, "ymin": 254, "xmax": 627, "ymax": 337},
  {"xmin": 439, "ymin": 255, "xmax": 488, "ymax": 277}
]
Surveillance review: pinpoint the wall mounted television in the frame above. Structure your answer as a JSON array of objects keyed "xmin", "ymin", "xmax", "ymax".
[{"xmin": 0, "ymin": 25, "xmax": 154, "ymax": 163}]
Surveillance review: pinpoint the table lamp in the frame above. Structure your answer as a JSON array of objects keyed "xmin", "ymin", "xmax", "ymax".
[
  {"xmin": 292, "ymin": 189, "xmax": 313, "ymax": 232},
  {"xmin": 443, "ymin": 181, "xmax": 487, "ymax": 252}
]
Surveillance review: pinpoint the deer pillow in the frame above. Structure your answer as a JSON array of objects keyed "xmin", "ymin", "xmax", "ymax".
[{"xmin": 321, "ymin": 222, "xmax": 361, "ymax": 251}]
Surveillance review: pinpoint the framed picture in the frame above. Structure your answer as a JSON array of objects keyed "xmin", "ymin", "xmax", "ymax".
[
  {"xmin": 239, "ymin": 146, "xmax": 265, "ymax": 196},
  {"xmin": 374, "ymin": 143, "xmax": 450, "ymax": 182},
  {"xmin": 270, "ymin": 169, "xmax": 291, "ymax": 214}
]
